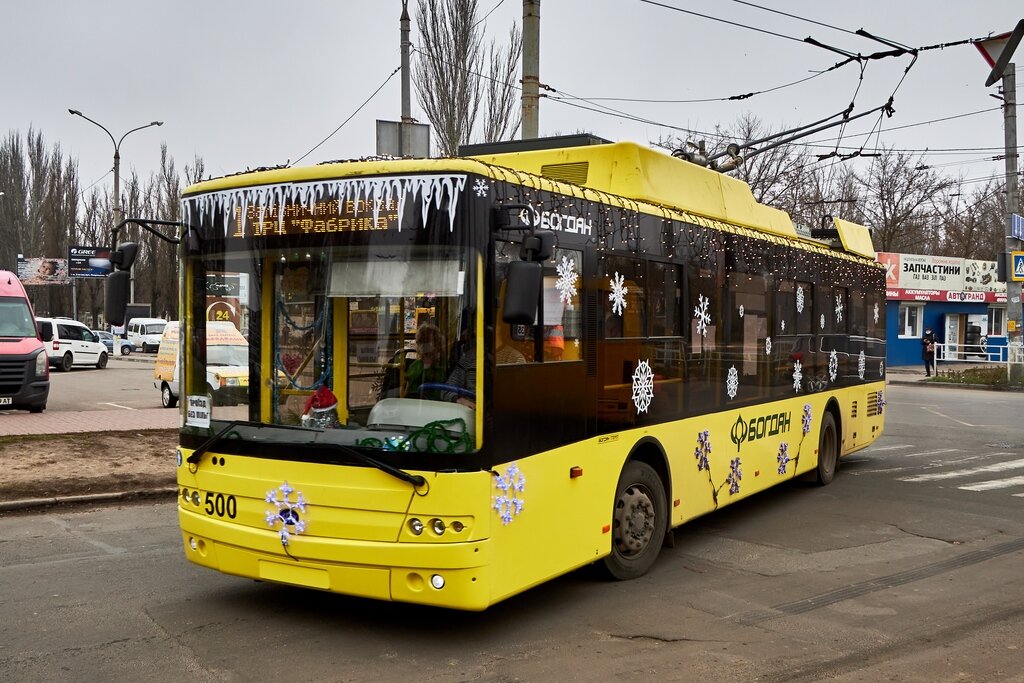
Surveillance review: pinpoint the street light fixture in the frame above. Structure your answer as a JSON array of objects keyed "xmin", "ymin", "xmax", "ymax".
[{"xmin": 68, "ymin": 109, "xmax": 163, "ymax": 303}]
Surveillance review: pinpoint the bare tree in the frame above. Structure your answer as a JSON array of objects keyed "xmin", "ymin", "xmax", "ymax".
[{"xmin": 413, "ymin": 0, "xmax": 521, "ymax": 155}]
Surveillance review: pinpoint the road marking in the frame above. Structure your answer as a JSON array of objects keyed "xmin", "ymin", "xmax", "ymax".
[
  {"xmin": 898, "ymin": 456, "xmax": 1022, "ymax": 482},
  {"xmin": 920, "ymin": 406, "xmax": 993, "ymax": 428},
  {"xmin": 100, "ymin": 402, "xmax": 137, "ymax": 410},
  {"xmin": 959, "ymin": 475, "xmax": 1024, "ymax": 492},
  {"xmin": 900, "ymin": 448, "xmax": 962, "ymax": 458},
  {"xmin": 871, "ymin": 444, "xmax": 914, "ymax": 452}
]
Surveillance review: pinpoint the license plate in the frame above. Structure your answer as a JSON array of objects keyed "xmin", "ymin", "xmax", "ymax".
[{"xmin": 0, "ymin": 397, "xmax": 12, "ymax": 406}]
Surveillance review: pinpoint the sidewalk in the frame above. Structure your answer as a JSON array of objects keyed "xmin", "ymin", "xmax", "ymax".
[{"xmin": 0, "ymin": 406, "xmax": 177, "ymax": 436}]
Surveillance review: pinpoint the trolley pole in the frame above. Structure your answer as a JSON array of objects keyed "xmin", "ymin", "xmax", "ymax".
[
  {"xmin": 400, "ymin": 0, "xmax": 413, "ymax": 156},
  {"xmin": 522, "ymin": 0, "xmax": 540, "ymax": 139}
]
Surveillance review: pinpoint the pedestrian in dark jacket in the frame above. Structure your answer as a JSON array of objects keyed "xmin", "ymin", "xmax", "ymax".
[{"xmin": 922, "ymin": 327, "xmax": 937, "ymax": 376}]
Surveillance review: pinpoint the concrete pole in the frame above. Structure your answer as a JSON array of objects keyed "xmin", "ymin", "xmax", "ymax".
[
  {"xmin": 1002, "ymin": 65, "xmax": 1022, "ymax": 381},
  {"xmin": 400, "ymin": 0, "xmax": 413, "ymax": 156},
  {"xmin": 522, "ymin": 0, "xmax": 540, "ymax": 139}
]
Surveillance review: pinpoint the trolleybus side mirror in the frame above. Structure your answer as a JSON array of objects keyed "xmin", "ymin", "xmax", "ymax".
[
  {"xmin": 503, "ymin": 260, "xmax": 542, "ymax": 325},
  {"xmin": 104, "ymin": 241, "xmax": 138, "ymax": 326},
  {"xmin": 521, "ymin": 230, "xmax": 555, "ymax": 262}
]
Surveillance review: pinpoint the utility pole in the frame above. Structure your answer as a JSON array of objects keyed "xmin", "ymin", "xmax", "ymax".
[
  {"xmin": 400, "ymin": 0, "xmax": 413, "ymax": 156},
  {"xmin": 1001, "ymin": 65, "xmax": 1022, "ymax": 381},
  {"xmin": 522, "ymin": 0, "xmax": 540, "ymax": 139}
]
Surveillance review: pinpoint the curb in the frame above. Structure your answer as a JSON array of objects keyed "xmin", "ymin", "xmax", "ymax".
[
  {"xmin": 887, "ymin": 378, "xmax": 1024, "ymax": 392},
  {"xmin": 0, "ymin": 487, "xmax": 177, "ymax": 513}
]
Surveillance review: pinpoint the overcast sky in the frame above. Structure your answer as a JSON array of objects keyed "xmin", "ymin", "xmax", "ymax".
[{"xmin": 2, "ymin": 1, "xmax": 1021, "ymax": 198}]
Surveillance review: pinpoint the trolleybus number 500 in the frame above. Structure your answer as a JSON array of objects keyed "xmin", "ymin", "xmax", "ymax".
[{"xmin": 204, "ymin": 492, "xmax": 237, "ymax": 519}]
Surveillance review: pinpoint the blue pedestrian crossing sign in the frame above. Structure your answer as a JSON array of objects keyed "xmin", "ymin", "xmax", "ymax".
[{"xmin": 1013, "ymin": 251, "xmax": 1024, "ymax": 282}]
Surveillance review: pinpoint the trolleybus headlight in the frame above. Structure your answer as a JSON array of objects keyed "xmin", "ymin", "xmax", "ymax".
[
  {"xmin": 189, "ymin": 537, "xmax": 198, "ymax": 551},
  {"xmin": 430, "ymin": 518, "xmax": 446, "ymax": 535},
  {"xmin": 409, "ymin": 518, "xmax": 424, "ymax": 535},
  {"xmin": 181, "ymin": 488, "xmax": 189, "ymax": 501},
  {"xmin": 450, "ymin": 521, "xmax": 465, "ymax": 533},
  {"xmin": 191, "ymin": 491, "xmax": 201, "ymax": 506},
  {"xmin": 430, "ymin": 574, "xmax": 445, "ymax": 589}
]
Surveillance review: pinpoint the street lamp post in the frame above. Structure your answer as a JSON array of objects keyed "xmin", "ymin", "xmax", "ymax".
[{"xmin": 68, "ymin": 109, "xmax": 163, "ymax": 303}]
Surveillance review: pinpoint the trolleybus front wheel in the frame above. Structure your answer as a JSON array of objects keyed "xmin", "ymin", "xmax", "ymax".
[
  {"xmin": 602, "ymin": 460, "xmax": 667, "ymax": 580},
  {"xmin": 815, "ymin": 411, "xmax": 838, "ymax": 486}
]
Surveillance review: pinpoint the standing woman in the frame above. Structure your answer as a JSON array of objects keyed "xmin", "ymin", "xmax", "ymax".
[{"xmin": 922, "ymin": 326, "xmax": 937, "ymax": 377}]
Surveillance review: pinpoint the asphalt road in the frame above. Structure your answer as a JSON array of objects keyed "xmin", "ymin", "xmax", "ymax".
[
  {"xmin": 1, "ymin": 383, "xmax": 1022, "ymax": 681},
  {"xmin": 43, "ymin": 354, "xmax": 161, "ymax": 411}
]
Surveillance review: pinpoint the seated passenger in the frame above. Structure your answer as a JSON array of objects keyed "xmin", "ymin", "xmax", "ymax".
[{"xmin": 405, "ymin": 324, "xmax": 446, "ymax": 397}]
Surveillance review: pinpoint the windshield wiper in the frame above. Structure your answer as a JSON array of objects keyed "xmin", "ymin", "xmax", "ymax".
[{"xmin": 186, "ymin": 420, "xmax": 426, "ymax": 488}]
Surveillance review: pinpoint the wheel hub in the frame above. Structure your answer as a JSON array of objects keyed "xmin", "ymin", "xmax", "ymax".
[{"xmin": 615, "ymin": 485, "xmax": 655, "ymax": 554}]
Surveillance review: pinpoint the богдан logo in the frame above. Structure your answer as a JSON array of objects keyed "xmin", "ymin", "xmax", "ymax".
[{"xmin": 730, "ymin": 411, "xmax": 792, "ymax": 452}]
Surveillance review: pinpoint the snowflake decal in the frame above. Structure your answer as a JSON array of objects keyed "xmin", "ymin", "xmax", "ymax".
[
  {"xmin": 877, "ymin": 391, "xmax": 886, "ymax": 415},
  {"xmin": 765, "ymin": 336, "xmax": 772, "ymax": 355},
  {"xmin": 493, "ymin": 463, "xmax": 526, "ymax": 525},
  {"xmin": 873, "ymin": 302, "xmax": 880, "ymax": 324},
  {"xmin": 694, "ymin": 294, "xmax": 711, "ymax": 338},
  {"xmin": 792, "ymin": 360, "xmax": 803, "ymax": 392},
  {"xmin": 796, "ymin": 286, "xmax": 805, "ymax": 313},
  {"xmin": 879, "ymin": 360, "xmax": 885, "ymax": 377},
  {"xmin": 835, "ymin": 295, "xmax": 844, "ymax": 324},
  {"xmin": 738, "ymin": 304, "xmax": 745, "ymax": 318},
  {"xmin": 781, "ymin": 319, "xmax": 787, "ymax": 333},
  {"xmin": 858, "ymin": 350, "xmax": 866, "ymax": 379},
  {"xmin": 828, "ymin": 349, "xmax": 839, "ymax": 382},
  {"xmin": 820, "ymin": 313, "xmax": 826, "ymax": 330},
  {"xmin": 727, "ymin": 457, "xmax": 743, "ymax": 495},
  {"xmin": 694, "ymin": 430, "xmax": 712, "ymax": 472},
  {"xmin": 777, "ymin": 442, "xmax": 790, "ymax": 475},
  {"xmin": 631, "ymin": 359, "xmax": 654, "ymax": 414},
  {"xmin": 472, "ymin": 178, "xmax": 490, "ymax": 197},
  {"xmin": 802, "ymin": 403, "xmax": 813, "ymax": 435},
  {"xmin": 265, "ymin": 481, "xmax": 308, "ymax": 547},
  {"xmin": 726, "ymin": 365, "xmax": 739, "ymax": 399},
  {"xmin": 555, "ymin": 256, "xmax": 578, "ymax": 308},
  {"xmin": 609, "ymin": 272, "xmax": 628, "ymax": 316}
]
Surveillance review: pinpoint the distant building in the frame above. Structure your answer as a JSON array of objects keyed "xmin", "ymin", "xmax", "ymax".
[{"xmin": 878, "ymin": 252, "xmax": 1007, "ymax": 366}]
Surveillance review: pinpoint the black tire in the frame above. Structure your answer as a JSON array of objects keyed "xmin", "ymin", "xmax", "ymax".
[
  {"xmin": 60, "ymin": 353, "xmax": 73, "ymax": 372},
  {"xmin": 96, "ymin": 352, "xmax": 108, "ymax": 369},
  {"xmin": 120, "ymin": 345, "xmax": 132, "ymax": 356},
  {"xmin": 29, "ymin": 404, "xmax": 45, "ymax": 414},
  {"xmin": 161, "ymin": 383, "xmax": 178, "ymax": 409},
  {"xmin": 601, "ymin": 460, "xmax": 668, "ymax": 580},
  {"xmin": 815, "ymin": 411, "xmax": 839, "ymax": 486}
]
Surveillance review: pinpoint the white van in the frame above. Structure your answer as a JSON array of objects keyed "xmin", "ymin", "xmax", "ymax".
[
  {"xmin": 128, "ymin": 317, "xmax": 167, "ymax": 353},
  {"xmin": 36, "ymin": 317, "xmax": 109, "ymax": 371},
  {"xmin": 154, "ymin": 321, "xmax": 250, "ymax": 408}
]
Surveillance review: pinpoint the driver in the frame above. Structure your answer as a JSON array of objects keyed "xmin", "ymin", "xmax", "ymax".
[
  {"xmin": 442, "ymin": 348, "xmax": 475, "ymax": 409},
  {"xmin": 405, "ymin": 324, "xmax": 446, "ymax": 397}
]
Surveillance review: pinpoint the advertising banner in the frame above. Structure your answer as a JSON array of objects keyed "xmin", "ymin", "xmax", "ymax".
[
  {"xmin": 67, "ymin": 245, "xmax": 113, "ymax": 278},
  {"xmin": 878, "ymin": 252, "xmax": 1006, "ymax": 301},
  {"xmin": 16, "ymin": 256, "xmax": 71, "ymax": 285}
]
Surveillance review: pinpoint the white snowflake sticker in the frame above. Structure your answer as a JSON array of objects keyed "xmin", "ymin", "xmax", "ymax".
[
  {"xmin": 609, "ymin": 272, "xmax": 628, "ymax": 316},
  {"xmin": 738, "ymin": 304, "xmax": 745, "ymax": 318},
  {"xmin": 792, "ymin": 360, "xmax": 803, "ymax": 393},
  {"xmin": 555, "ymin": 256, "xmax": 578, "ymax": 307},
  {"xmin": 493, "ymin": 463, "xmax": 526, "ymax": 525},
  {"xmin": 765, "ymin": 336, "xmax": 772, "ymax": 355},
  {"xmin": 781, "ymin": 319, "xmax": 786, "ymax": 333},
  {"xmin": 873, "ymin": 302, "xmax": 880, "ymax": 324},
  {"xmin": 820, "ymin": 313, "xmax": 826, "ymax": 330},
  {"xmin": 472, "ymin": 178, "xmax": 489, "ymax": 197},
  {"xmin": 632, "ymin": 359, "xmax": 654, "ymax": 414},
  {"xmin": 265, "ymin": 481, "xmax": 308, "ymax": 547},
  {"xmin": 726, "ymin": 365, "xmax": 739, "ymax": 399},
  {"xmin": 828, "ymin": 349, "xmax": 838, "ymax": 382},
  {"xmin": 694, "ymin": 294, "xmax": 711, "ymax": 338},
  {"xmin": 858, "ymin": 350, "xmax": 866, "ymax": 379},
  {"xmin": 835, "ymin": 295, "xmax": 844, "ymax": 323},
  {"xmin": 796, "ymin": 286, "xmax": 805, "ymax": 313},
  {"xmin": 879, "ymin": 360, "xmax": 885, "ymax": 377}
]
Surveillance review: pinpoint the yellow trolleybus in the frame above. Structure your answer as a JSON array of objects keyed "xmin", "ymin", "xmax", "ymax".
[{"xmin": 134, "ymin": 138, "xmax": 885, "ymax": 610}]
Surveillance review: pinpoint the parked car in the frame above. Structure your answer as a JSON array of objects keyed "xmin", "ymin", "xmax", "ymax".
[
  {"xmin": 35, "ymin": 317, "xmax": 109, "ymax": 371},
  {"xmin": 93, "ymin": 330, "xmax": 135, "ymax": 356},
  {"xmin": 127, "ymin": 317, "xmax": 167, "ymax": 353}
]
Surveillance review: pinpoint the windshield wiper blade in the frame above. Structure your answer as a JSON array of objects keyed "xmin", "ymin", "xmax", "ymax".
[
  {"xmin": 186, "ymin": 419, "xmax": 308, "ymax": 465},
  {"xmin": 311, "ymin": 442, "xmax": 427, "ymax": 488}
]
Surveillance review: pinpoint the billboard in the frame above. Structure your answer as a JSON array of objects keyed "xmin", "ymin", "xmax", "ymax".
[
  {"xmin": 67, "ymin": 245, "xmax": 113, "ymax": 278},
  {"xmin": 16, "ymin": 256, "xmax": 71, "ymax": 285}
]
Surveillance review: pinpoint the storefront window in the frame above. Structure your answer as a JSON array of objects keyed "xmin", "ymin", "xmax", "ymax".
[
  {"xmin": 898, "ymin": 303, "xmax": 923, "ymax": 338},
  {"xmin": 988, "ymin": 306, "xmax": 1006, "ymax": 337}
]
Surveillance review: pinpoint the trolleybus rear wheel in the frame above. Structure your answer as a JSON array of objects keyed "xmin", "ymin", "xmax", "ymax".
[
  {"xmin": 602, "ymin": 460, "xmax": 667, "ymax": 580},
  {"xmin": 815, "ymin": 411, "xmax": 838, "ymax": 486}
]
